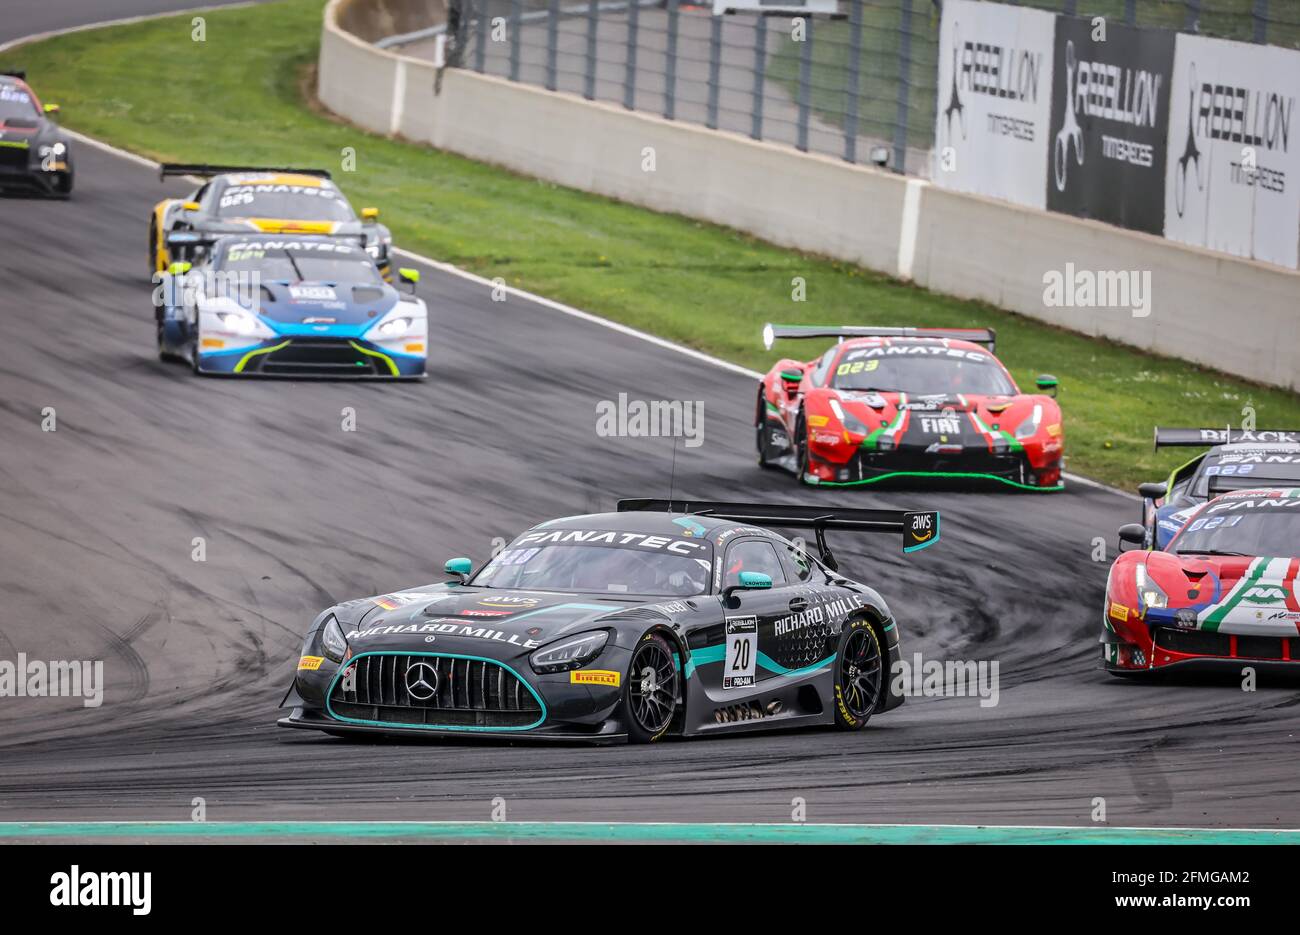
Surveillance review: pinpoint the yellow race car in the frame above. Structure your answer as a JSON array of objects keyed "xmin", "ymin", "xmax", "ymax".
[{"xmin": 150, "ymin": 164, "xmax": 393, "ymax": 279}]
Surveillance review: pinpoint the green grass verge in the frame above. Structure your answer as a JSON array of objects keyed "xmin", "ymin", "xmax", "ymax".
[{"xmin": 6, "ymin": 0, "xmax": 1298, "ymax": 490}]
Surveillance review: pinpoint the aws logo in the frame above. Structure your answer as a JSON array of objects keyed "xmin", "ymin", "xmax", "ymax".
[
  {"xmin": 478, "ymin": 595, "xmax": 541, "ymax": 609},
  {"xmin": 903, "ymin": 511, "xmax": 941, "ymax": 553}
]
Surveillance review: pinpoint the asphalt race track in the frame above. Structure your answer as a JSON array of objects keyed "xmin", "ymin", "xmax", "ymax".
[{"xmin": 1, "ymin": 3, "xmax": 1298, "ymax": 833}]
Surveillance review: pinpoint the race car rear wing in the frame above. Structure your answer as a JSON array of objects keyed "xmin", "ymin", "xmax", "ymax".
[
  {"xmin": 763, "ymin": 324, "xmax": 996, "ymax": 353},
  {"xmin": 158, "ymin": 164, "xmax": 333, "ymax": 181},
  {"xmin": 1154, "ymin": 427, "xmax": 1300, "ymax": 449},
  {"xmin": 617, "ymin": 498, "xmax": 940, "ymax": 571}
]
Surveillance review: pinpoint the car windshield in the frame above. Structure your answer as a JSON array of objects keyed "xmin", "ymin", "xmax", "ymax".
[
  {"xmin": 1190, "ymin": 452, "xmax": 1300, "ymax": 498},
  {"xmin": 1172, "ymin": 499, "xmax": 1300, "ymax": 557},
  {"xmin": 215, "ymin": 184, "xmax": 355, "ymax": 222},
  {"xmin": 0, "ymin": 85, "xmax": 39, "ymax": 122},
  {"xmin": 831, "ymin": 348, "xmax": 1015, "ymax": 395},
  {"xmin": 218, "ymin": 244, "xmax": 382, "ymax": 284},
  {"xmin": 474, "ymin": 540, "xmax": 713, "ymax": 597}
]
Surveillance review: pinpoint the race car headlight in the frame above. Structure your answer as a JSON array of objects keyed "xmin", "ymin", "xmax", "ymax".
[
  {"xmin": 1134, "ymin": 565, "xmax": 1168, "ymax": 611},
  {"xmin": 828, "ymin": 398, "xmax": 869, "ymax": 436},
  {"xmin": 529, "ymin": 630, "xmax": 609, "ymax": 674},
  {"xmin": 373, "ymin": 315, "xmax": 415, "ymax": 338},
  {"xmin": 321, "ymin": 616, "xmax": 349, "ymax": 662},
  {"xmin": 1014, "ymin": 404, "xmax": 1044, "ymax": 440},
  {"xmin": 214, "ymin": 310, "xmax": 260, "ymax": 335}
]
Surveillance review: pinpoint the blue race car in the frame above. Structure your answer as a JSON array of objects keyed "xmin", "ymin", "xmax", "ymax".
[
  {"xmin": 155, "ymin": 234, "xmax": 427, "ymax": 378},
  {"xmin": 1138, "ymin": 427, "xmax": 1300, "ymax": 549}
]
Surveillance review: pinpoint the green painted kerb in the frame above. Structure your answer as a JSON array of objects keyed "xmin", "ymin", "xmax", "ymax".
[{"xmin": 0, "ymin": 822, "xmax": 1294, "ymax": 844}]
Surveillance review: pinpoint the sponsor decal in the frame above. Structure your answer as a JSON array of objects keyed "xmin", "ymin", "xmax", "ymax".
[
  {"xmin": 723, "ymin": 616, "xmax": 758, "ymax": 689},
  {"xmin": 346, "ymin": 621, "xmax": 542, "ymax": 649},
  {"xmin": 775, "ymin": 594, "xmax": 866, "ymax": 637},
  {"xmin": 570, "ymin": 669, "xmax": 620, "ymax": 687},
  {"xmin": 1109, "ymin": 601, "xmax": 1130, "ymax": 622},
  {"xmin": 297, "ymin": 655, "xmax": 325, "ymax": 671},
  {"xmin": 516, "ymin": 529, "xmax": 709, "ymax": 556},
  {"xmin": 478, "ymin": 595, "xmax": 541, "ymax": 609},
  {"xmin": 904, "ymin": 511, "xmax": 941, "ymax": 552},
  {"xmin": 934, "ymin": 0, "xmax": 1056, "ymax": 208},
  {"xmin": 289, "ymin": 285, "xmax": 337, "ymax": 302},
  {"xmin": 1164, "ymin": 35, "xmax": 1300, "ymax": 268},
  {"xmin": 459, "ymin": 609, "xmax": 510, "ymax": 617},
  {"xmin": 371, "ymin": 591, "xmax": 443, "ymax": 611},
  {"xmin": 1047, "ymin": 20, "xmax": 1175, "ymax": 234}
]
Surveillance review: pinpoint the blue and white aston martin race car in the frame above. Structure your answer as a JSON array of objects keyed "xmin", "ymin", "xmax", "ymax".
[{"xmin": 155, "ymin": 234, "xmax": 427, "ymax": 378}]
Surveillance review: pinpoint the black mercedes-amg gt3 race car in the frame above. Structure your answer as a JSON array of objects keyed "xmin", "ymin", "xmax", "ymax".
[{"xmin": 279, "ymin": 500, "xmax": 940, "ymax": 743}]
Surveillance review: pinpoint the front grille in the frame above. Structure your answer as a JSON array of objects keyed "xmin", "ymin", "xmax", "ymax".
[
  {"xmin": 1157, "ymin": 629, "xmax": 1231, "ymax": 656},
  {"xmin": 1156, "ymin": 629, "xmax": 1289, "ymax": 661},
  {"xmin": 0, "ymin": 146, "xmax": 29, "ymax": 171},
  {"xmin": 849, "ymin": 449, "xmax": 1025, "ymax": 482},
  {"xmin": 330, "ymin": 653, "xmax": 542, "ymax": 728},
  {"xmin": 249, "ymin": 340, "xmax": 386, "ymax": 376},
  {"xmin": 1238, "ymin": 636, "xmax": 1288, "ymax": 660}
]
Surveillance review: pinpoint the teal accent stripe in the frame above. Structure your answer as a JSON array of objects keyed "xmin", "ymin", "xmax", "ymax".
[
  {"xmin": 0, "ymin": 821, "xmax": 1294, "ymax": 844},
  {"xmin": 684, "ymin": 644, "xmax": 725, "ymax": 679},
  {"xmin": 684, "ymin": 645, "xmax": 832, "ymax": 679}
]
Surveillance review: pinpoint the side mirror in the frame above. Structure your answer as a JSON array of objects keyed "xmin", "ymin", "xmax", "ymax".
[
  {"xmin": 398, "ymin": 267, "xmax": 420, "ymax": 293},
  {"xmin": 181, "ymin": 201, "xmax": 201, "ymax": 212},
  {"xmin": 444, "ymin": 556, "xmax": 472, "ymax": 584},
  {"xmin": 43, "ymin": 103, "xmax": 60, "ymax": 115},
  {"xmin": 1117, "ymin": 524, "xmax": 1146, "ymax": 552},
  {"xmin": 723, "ymin": 571, "xmax": 772, "ymax": 602},
  {"xmin": 168, "ymin": 261, "xmax": 192, "ymax": 276},
  {"xmin": 1137, "ymin": 481, "xmax": 1167, "ymax": 501},
  {"xmin": 361, "ymin": 207, "xmax": 380, "ymax": 222},
  {"xmin": 779, "ymin": 369, "xmax": 803, "ymax": 392},
  {"xmin": 1035, "ymin": 375, "xmax": 1059, "ymax": 398}
]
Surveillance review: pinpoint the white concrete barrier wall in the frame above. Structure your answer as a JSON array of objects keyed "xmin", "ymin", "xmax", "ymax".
[{"xmin": 319, "ymin": 0, "xmax": 1300, "ymax": 391}]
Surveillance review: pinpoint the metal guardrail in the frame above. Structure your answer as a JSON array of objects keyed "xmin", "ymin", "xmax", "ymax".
[{"xmin": 389, "ymin": 0, "xmax": 1298, "ymax": 177}]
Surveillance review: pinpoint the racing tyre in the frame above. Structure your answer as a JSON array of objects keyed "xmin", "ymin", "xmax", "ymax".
[
  {"xmin": 156, "ymin": 322, "xmax": 175, "ymax": 363},
  {"xmin": 626, "ymin": 632, "xmax": 679, "ymax": 743},
  {"xmin": 832, "ymin": 617, "xmax": 883, "ymax": 731},
  {"xmin": 795, "ymin": 409, "xmax": 811, "ymax": 484},
  {"xmin": 756, "ymin": 390, "xmax": 772, "ymax": 468},
  {"xmin": 149, "ymin": 218, "xmax": 159, "ymax": 277}
]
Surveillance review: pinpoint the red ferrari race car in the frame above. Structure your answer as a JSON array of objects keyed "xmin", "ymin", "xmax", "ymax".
[
  {"xmin": 756, "ymin": 325, "xmax": 1064, "ymax": 490},
  {"xmin": 1103, "ymin": 485, "xmax": 1300, "ymax": 675}
]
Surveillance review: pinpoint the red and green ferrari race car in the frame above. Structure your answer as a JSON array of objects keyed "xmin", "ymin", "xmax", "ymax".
[
  {"xmin": 756, "ymin": 325, "xmax": 1064, "ymax": 490},
  {"xmin": 1104, "ymin": 485, "xmax": 1300, "ymax": 675}
]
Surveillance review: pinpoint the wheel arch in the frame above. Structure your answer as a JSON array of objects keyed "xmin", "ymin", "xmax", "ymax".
[{"xmin": 637, "ymin": 623, "xmax": 689, "ymax": 736}]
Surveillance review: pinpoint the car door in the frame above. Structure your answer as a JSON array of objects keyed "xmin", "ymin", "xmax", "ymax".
[{"xmin": 717, "ymin": 537, "xmax": 793, "ymax": 692}]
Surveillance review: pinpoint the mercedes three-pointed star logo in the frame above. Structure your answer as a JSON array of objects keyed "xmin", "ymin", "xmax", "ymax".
[{"xmin": 405, "ymin": 661, "xmax": 439, "ymax": 701}]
